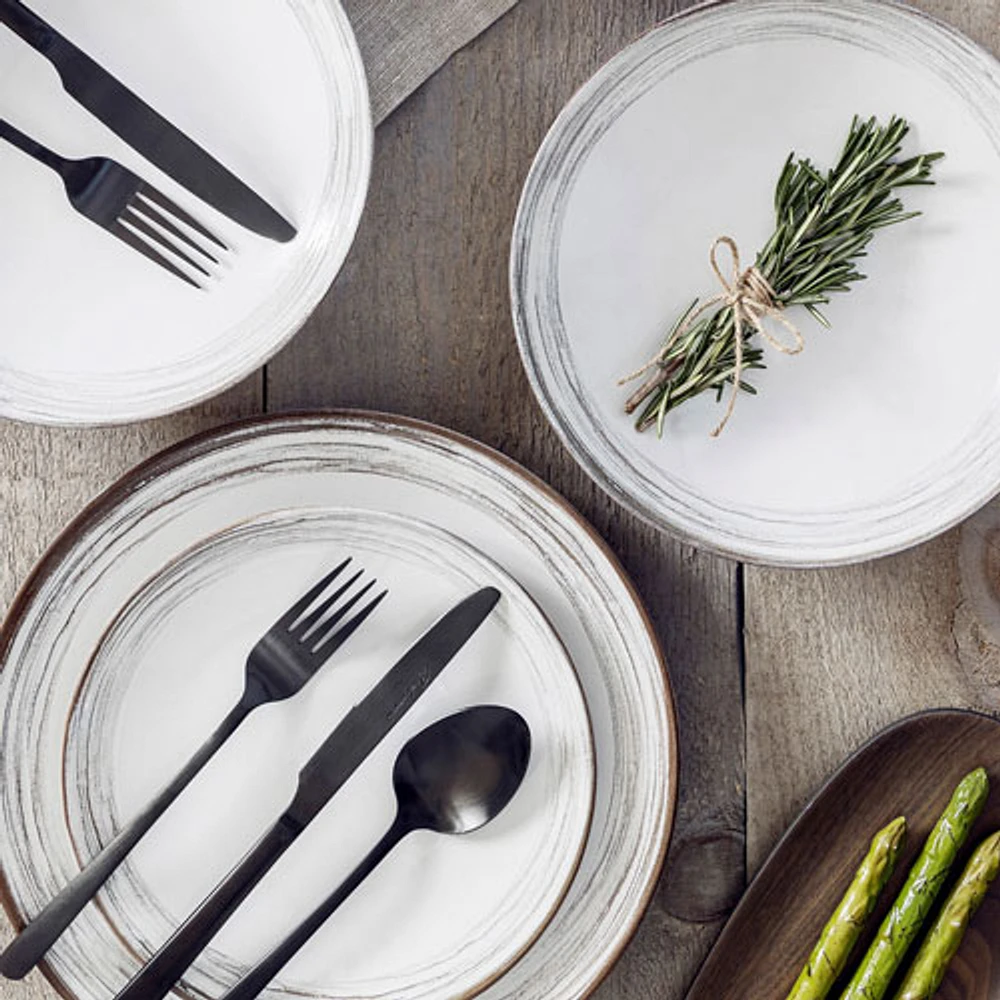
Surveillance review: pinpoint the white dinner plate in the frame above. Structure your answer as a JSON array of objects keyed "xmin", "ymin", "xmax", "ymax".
[
  {"xmin": 51, "ymin": 505, "xmax": 594, "ymax": 999},
  {"xmin": 0, "ymin": 412, "xmax": 676, "ymax": 1000},
  {"xmin": 0, "ymin": 0, "xmax": 371, "ymax": 424},
  {"xmin": 511, "ymin": 0, "xmax": 1000, "ymax": 565}
]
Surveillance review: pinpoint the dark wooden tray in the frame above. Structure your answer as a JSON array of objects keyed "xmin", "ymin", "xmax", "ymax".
[{"xmin": 687, "ymin": 709, "xmax": 1000, "ymax": 1000}]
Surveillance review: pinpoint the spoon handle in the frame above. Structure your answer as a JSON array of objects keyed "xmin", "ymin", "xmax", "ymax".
[
  {"xmin": 0, "ymin": 698, "xmax": 250, "ymax": 980},
  {"xmin": 221, "ymin": 817, "xmax": 409, "ymax": 1000}
]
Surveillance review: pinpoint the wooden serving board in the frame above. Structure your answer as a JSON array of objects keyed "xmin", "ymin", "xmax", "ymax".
[{"xmin": 687, "ymin": 709, "xmax": 1000, "ymax": 1000}]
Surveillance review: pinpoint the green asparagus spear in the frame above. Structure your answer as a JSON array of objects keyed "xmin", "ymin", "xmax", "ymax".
[
  {"xmin": 840, "ymin": 767, "xmax": 990, "ymax": 1000},
  {"xmin": 893, "ymin": 830, "xmax": 1000, "ymax": 1000},
  {"xmin": 785, "ymin": 817, "xmax": 907, "ymax": 1000}
]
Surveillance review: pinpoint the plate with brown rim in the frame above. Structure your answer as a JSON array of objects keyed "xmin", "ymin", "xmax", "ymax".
[{"xmin": 0, "ymin": 411, "xmax": 676, "ymax": 1000}]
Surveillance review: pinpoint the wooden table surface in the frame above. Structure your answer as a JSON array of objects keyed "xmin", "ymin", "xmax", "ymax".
[{"xmin": 3, "ymin": 0, "xmax": 1000, "ymax": 997}]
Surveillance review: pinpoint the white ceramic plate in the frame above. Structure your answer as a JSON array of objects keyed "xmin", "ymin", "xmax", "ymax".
[
  {"xmin": 511, "ymin": 0, "xmax": 1000, "ymax": 565},
  {"xmin": 0, "ymin": 412, "xmax": 676, "ymax": 1000},
  {"xmin": 52, "ymin": 505, "xmax": 594, "ymax": 999},
  {"xmin": 0, "ymin": 0, "xmax": 371, "ymax": 424}
]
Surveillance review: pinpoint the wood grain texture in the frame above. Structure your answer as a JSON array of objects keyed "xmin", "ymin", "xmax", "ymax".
[
  {"xmin": 0, "ymin": 383, "xmax": 261, "ymax": 615},
  {"xmin": 910, "ymin": 0, "xmax": 1000, "ymax": 50},
  {"xmin": 742, "ymin": 0, "xmax": 1000, "ymax": 876}
]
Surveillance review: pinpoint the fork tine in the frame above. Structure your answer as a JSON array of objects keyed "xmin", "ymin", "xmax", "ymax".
[
  {"xmin": 274, "ymin": 558, "xmax": 352, "ymax": 632},
  {"xmin": 312, "ymin": 587, "xmax": 389, "ymax": 654},
  {"xmin": 133, "ymin": 188, "xmax": 223, "ymax": 264},
  {"xmin": 296, "ymin": 570, "xmax": 368, "ymax": 641},
  {"xmin": 120, "ymin": 206, "xmax": 213, "ymax": 278},
  {"xmin": 110, "ymin": 220, "xmax": 203, "ymax": 289},
  {"xmin": 130, "ymin": 197, "xmax": 220, "ymax": 265},
  {"xmin": 137, "ymin": 183, "xmax": 229, "ymax": 251}
]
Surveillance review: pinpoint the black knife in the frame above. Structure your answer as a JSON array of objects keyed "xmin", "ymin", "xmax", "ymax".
[
  {"xmin": 111, "ymin": 586, "xmax": 501, "ymax": 1000},
  {"xmin": 0, "ymin": 0, "xmax": 296, "ymax": 242}
]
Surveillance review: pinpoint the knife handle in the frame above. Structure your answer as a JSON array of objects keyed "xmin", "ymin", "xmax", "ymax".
[
  {"xmin": 113, "ymin": 812, "xmax": 303, "ymax": 1000},
  {"xmin": 0, "ymin": 0, "xmax": 56, "ymax": 55}
]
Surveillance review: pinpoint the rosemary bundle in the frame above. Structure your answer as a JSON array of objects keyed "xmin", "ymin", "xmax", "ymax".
[{"xmin": 620, "ymin": 116, "xmax": 943, "ymax": 436}]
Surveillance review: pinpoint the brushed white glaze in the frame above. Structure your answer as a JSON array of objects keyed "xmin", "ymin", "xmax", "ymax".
[
  {"xmin": 511, "ymin": 0, "xmax": 1000, "ymax": 565},
  {"xmin": 50, "ymin": 507, "xmax": 593, "ymax": 998},
  {"xmin": 0, "ymin": 0, "xmax": 372, "ymax": 424},
  {"xmin": 0, "ymin": 413, "xmax": 675, "ymax": 1000}
]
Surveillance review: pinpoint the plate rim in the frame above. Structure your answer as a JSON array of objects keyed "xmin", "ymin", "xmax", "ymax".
[
  {"xmin": 509, "ymin": 0, "xmax": 1000, "ymax": 567},
  {"xmin": 0, "ymin": 407, "xmax": 677, "ymax": 1000}
]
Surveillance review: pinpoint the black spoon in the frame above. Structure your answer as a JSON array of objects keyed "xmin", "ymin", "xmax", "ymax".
[{"xmin": 221, "ymin": 704, "xmax": 531, "ymax": 1000}]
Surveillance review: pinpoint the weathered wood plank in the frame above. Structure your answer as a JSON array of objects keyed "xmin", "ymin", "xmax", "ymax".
[
  {"xmin": 0, "ymin": 383, "xmax": 261, "ymax": 616},
  {"xmin": 267, "ymin": 0, "xmax": 745, "ymax": 996},
  {"xmin": 746, "ymin": 529, "xmax": 970, "ymax": 870},
  {"xmin": 743, "ymin": 1, "xmax": 1000, "ymax": 883},
  {"xmin": 746, "ymin": 496, "xmax": 1000, "ymax": 868}
]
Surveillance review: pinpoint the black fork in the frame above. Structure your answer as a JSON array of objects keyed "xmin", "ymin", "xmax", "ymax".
[
  {"xmin": 0, "ymin": 559, "xmax": 387, "ymax": 979},
  {"xmin": 0, "ymin": 118, "xmax": 228, "ymax": 288}
]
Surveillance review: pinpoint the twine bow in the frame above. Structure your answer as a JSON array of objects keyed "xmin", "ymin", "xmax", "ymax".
[{"xmin": 622, "ymin": 236, "xmax": 804, "ymax": 436}]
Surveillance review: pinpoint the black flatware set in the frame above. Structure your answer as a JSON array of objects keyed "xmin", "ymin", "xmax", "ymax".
[
  {"xmin": 0, "ymin": 0, "xmax": 297, "ymax": 286},
  {"xmin": 0, "ymin": 566, "xmax": 530, "ymax": 999}
]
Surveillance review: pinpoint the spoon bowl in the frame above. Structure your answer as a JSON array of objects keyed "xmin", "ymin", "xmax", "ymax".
[
  {"xmin": 394, "ymin": 704, "xmax": 532, "ymax": 835},
  {"xmin": 220, "ymin": 704, "xmax": 533, "ymax": 1000}
]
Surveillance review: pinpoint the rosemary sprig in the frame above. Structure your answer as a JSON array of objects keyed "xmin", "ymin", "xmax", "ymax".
[{"xmin": 621, "ymin": 115, "xmax": 943, "ymax": 435}]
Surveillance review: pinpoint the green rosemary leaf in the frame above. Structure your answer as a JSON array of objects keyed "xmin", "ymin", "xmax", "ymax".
[
  {"xmin": 621, "ymin": 115, "xmax": 942, "ymax": 435},
  {"xmin": 804, "ymin": 304, "xmax": 831, "ymax": 328}
]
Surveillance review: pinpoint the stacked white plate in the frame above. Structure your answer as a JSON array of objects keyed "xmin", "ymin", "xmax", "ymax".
[{"xmin": 0, "ymin": 412, "xmax": 677, "ymax": 1000}]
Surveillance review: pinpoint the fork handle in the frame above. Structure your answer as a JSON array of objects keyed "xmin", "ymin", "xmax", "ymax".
[
  {"xmin": 0, "ymin": 119, "xmax": 67, "ymax": 174},
  {"xmin": 0, "ymin": 0, "xmax": 55, "ymax": 54},
  {"xmin": 113, "ymin": 812, "xmax": 303, "ymax": 1000},
  {"xmin": 0, "ymin": 699, "xmax": 251, "ymax": 980}
]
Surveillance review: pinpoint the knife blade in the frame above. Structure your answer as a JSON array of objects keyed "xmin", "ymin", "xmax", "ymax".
[
  {"xmin": 113, "ymin": 586, "xmax": 501, "ymax": 1000},
  {"xmin": 0, "ymin": 0, "xmax": 296, "ymax": 242},
  {"xmin": 289, "ymin": 585, "xmax": 501, "ymax": 824}
]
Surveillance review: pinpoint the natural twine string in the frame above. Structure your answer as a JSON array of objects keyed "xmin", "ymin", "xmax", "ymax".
[{"xmin": 620, "ymin": 236, "xmax": 805, "ymax": 436}]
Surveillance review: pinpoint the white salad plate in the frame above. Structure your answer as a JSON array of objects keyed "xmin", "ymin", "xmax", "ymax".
[
  {"xmin": 39, "ymin": 505, "xmax": 594, "ymax": 999},
  {"xmin": 511, "ymin": 0, "xmax": 1000, "ymax": 565},
  {"xmin": 0, "ymin": 0, "xmax": 371, "ymax": 425},
  {"xmin": 0, "ymin": 412, "xmax": 676, "ymax": 1000}
]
